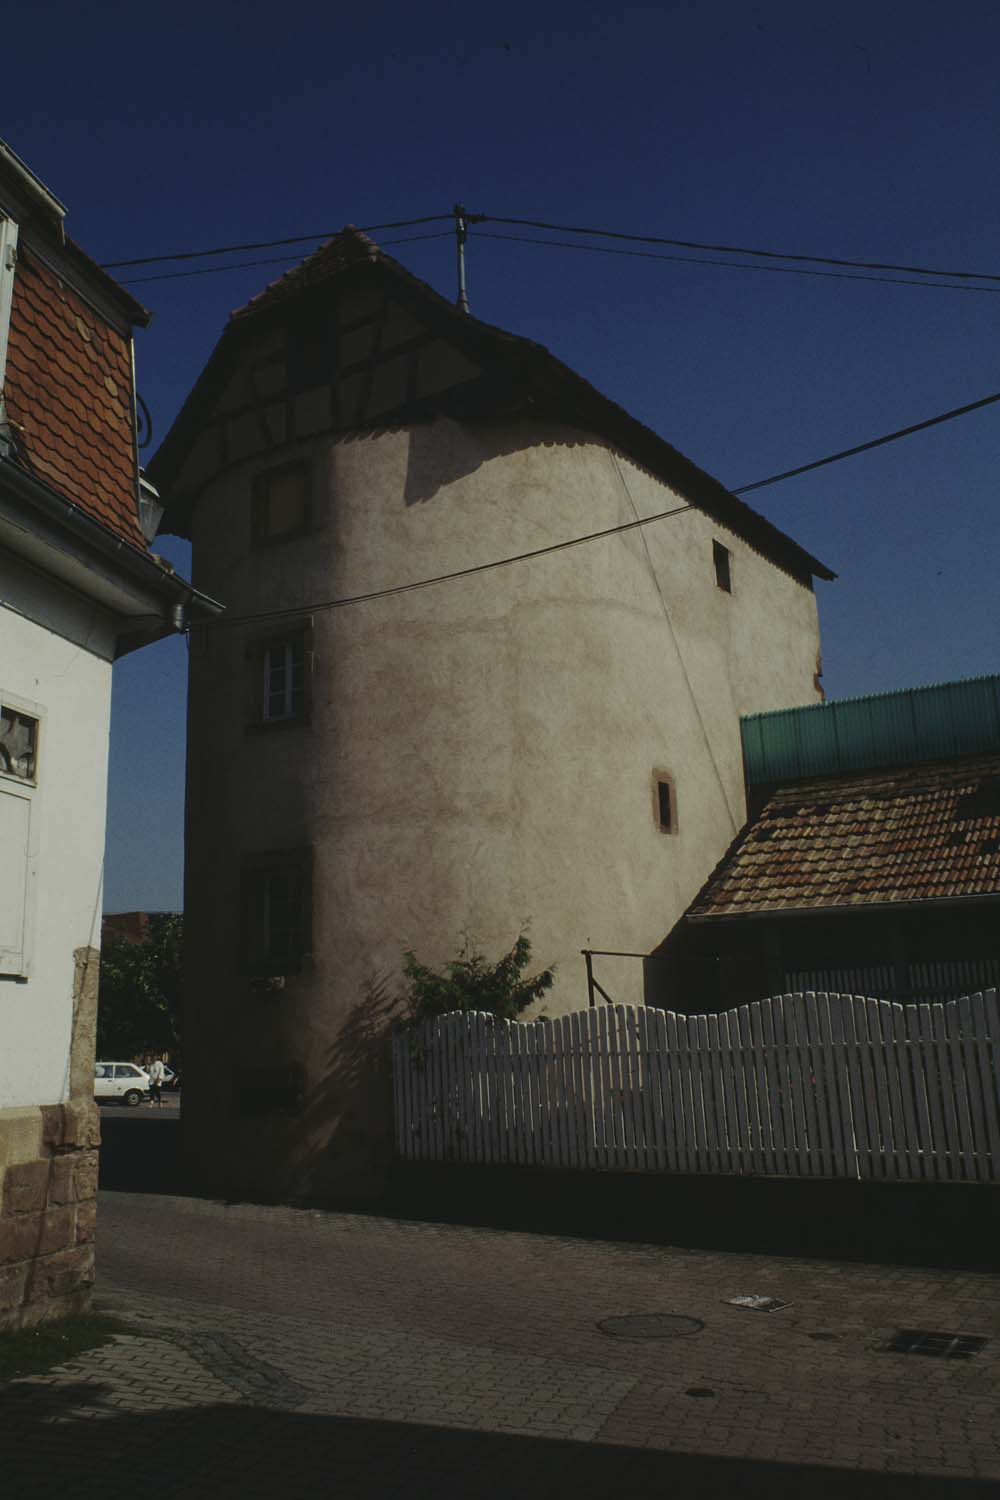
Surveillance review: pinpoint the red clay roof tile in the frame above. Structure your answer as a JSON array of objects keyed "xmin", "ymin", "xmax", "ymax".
[
  {"xmin": 690, "ymin": 753, "xmax": 1000, "ymax": 918},
  {"xmin": 4, "ymin": 248, "xmax": 145, "ymax": 549}
]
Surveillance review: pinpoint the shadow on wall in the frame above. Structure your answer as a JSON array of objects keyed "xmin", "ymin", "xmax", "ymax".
[
  {"xmin": 344, "ymin": 414, "xmax": 591, "ymax": 508},
  {"xmin": 289, "ymin": 971, "xmax": 404, "ymax": 1202},
  {"xmin": 101, "ymin": 976, "xmax": 404, "ymax": 1204},
  {"xmin": 1, "ymin": 1381, "xmax": 993, "ymax": 1500}
]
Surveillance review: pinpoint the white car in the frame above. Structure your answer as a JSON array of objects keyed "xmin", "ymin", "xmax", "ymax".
[{"xmin": 94, "ymin": 1062, "xmax": 150, "ymax": 1106}]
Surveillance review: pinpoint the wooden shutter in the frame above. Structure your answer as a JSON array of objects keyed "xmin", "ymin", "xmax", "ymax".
[{"xmin": 0, "ymin": 787, "xmax": 31, "ymax": 973}]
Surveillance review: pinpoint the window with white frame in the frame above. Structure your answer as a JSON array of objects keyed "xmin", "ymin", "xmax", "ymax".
[
  {"xmin": 0, "ymin": 705, "xmax": 37, "ymax": 781},
  {"xmin": 263, "ymin": 636, "xmax": 306, "ymax": 722}
]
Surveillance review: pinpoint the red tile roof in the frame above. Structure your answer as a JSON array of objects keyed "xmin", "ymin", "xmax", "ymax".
[
  {"xmin": 689, "ymin": 753, "xmax": 1000, "ymax": 918},
  {"xmin": 4, "ymin": 246, "xmax": 146, "ymax": 549}
]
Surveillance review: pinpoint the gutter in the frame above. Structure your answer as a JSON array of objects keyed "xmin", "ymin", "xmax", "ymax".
[
  {"xmin": 0, "ymin": 452, "xmax": 223, "ymax": 626},
  {"xmin": 0, "ymin": 140, "xmax": 66, "ymax": 238}
]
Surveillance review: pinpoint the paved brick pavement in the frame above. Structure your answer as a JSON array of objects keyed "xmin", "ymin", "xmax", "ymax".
[{"xmin": 2, "ymin": 1190, "xmax": 998, "ymax": 1497}]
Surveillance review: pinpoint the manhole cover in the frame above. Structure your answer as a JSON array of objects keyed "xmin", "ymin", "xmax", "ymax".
[
  {"xmin": 886, "ymin": 1330, "xmax": 988, "ymax": 1359},
  {"xmin": 598, "ymin": 1314, "xmax": 704, "ymax": 1340}
]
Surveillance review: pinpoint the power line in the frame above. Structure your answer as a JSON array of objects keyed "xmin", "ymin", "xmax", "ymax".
[
  {"xmin": 206, "ymin": 387, "xmax": 1000, "ymax": 630},
  {"xmin": 209, "ymin": 502, "xmax": 695, "ymax": 629},
  {"xmin": 119, "ymin": 227, "xmax": 1000, "ymax": 296},
  {"xmin": 100, "ymin": 208, "xmax": 1000, "ymax": 288},
  {"xmin": 117, "ymin": 231, "xmax": 453, "ymax": 286},
  {"xmin": 732, "ymin": 390, "xmax": 1000, "ymax": 495},
  {"xmin": 100, "ymin": 213, "xmax": 454, "ymax": 269},
  {"xmin": 481, "ymin": 214, "xmax": 1000, "ymax": 287},
  {"xmin": 471, "ymin": 230, "xmax": 1000, "ymax": 296}
]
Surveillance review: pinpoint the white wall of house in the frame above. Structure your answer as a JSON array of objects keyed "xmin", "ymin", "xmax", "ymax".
[{"xmin": 0, "ymin": 558, "xmax": 115, "ymax": 1109}]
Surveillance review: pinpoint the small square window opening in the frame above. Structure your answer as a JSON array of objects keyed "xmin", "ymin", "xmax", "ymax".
[{"xmin": 713, "ymin": 540, "xmax": 732, "ymax": 593}]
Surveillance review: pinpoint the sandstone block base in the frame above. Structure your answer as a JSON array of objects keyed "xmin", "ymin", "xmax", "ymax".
[{"xmin": 0, "ymin": 1103, "xmax": 99, "ymax": 1332}]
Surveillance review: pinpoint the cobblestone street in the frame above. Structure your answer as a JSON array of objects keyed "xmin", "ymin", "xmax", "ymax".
[{"xmin": 2, "ymin": 1188, "xmax": 999, "ymax": 1497}]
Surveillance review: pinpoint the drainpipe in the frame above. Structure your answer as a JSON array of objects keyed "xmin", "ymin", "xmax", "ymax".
[{"xmin": 0, "ymin": 216, "xmax": 19, "ymax": 448}]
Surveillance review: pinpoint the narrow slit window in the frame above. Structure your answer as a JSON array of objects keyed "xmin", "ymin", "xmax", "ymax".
[
  {"xmin": 713, "ymin": 540, "xmax": 732, "ymax": 593},
  {"xmin": 654, "ymin": 773, "xmax": 676, "ymax": 834}
]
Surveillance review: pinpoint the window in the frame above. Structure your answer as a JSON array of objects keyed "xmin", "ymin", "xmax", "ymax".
[
  {"xmin": 264, "ymin": 636, "xmax": 305, "ymax": 722},
  {"xmin": 247, "ymin": 623, "xmax": 311, "ymax": 730},
  {"xmin": 653, "ymin": 771, "xmax": 676, "ymax": 834},
  {"xmin": 238, "ymin": 1064, "xmax": 305, "ymax": 1117},
  {"xmin": 240, "ymin": 851, "xmax": 311, "ymax": 976},
  {"xmin": 713, "ymin": 539, "xmax": 732, "ymax": 593},
  {"xmin": 251, "ymin": 463, "xmax": 311, "ymax": 547},
  {"xmin": 288, "ymin": 308, "xmax": 337, "ymax": 393},
  {"xmin": 0, "ymin": 705, "xmax": 38, "ymax": 782}
]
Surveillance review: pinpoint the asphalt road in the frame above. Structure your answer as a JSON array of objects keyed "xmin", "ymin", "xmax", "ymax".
[{"xmin": 98, "ymin": 1093, "xmax": 181, "ymax": 1117}]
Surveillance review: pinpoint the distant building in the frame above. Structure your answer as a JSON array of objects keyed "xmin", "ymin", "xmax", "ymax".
[
  {"xmin": 653, "ymin": 676, "xmax": 1000, "ymax": 1009},
  {"xmin": 0, "ymin": 141, "xmax": 218, "ymax": 1330},
  {"xmin": 151, "ymin": 226, "xmax": 833, "ymax": 1201},
  {"xmin": 102, "ymin": 911, "xmax": 157, "ymax": 946}
]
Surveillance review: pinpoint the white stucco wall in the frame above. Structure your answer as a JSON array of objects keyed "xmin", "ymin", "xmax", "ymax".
[
  {"xmin": 0, "ymin": 559, "xmax": 115, "ymax": 1109},
  {"xmin": 184, "ymin": 405, "xmax": 824, "ymax": 1193}
]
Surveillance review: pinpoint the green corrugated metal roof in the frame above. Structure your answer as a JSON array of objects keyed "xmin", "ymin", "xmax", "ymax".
[{"xmin": 742, "ymin": 674, "xmax": 1000, "ymax": 786}]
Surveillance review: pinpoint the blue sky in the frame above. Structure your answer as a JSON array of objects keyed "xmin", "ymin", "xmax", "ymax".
[{"xmin": 7, "ymin": 1, "xmax": 1000, "ymax": 910}]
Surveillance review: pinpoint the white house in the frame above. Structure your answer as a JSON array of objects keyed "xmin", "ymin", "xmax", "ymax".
[
  {"xmin": 151, "ymin": 227, "xmax": 834, "ymax": 1202},
  {"xmin": 0, "ymin": 141, "xmax": 218, "ymax": 1329}
]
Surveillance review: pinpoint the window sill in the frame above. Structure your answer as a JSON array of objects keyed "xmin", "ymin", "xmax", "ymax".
[
  {"xmin": 246, "ymin": 715, "xmax": 311, "ymax": 735},
  {"xmin": 0, "ymin": 769, "xmax": 36, "ymax": 791}
]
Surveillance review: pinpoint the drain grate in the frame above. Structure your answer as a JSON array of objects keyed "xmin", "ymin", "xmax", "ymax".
[
  {"xmin": 724, "ymin": 1295, "xmax": 789, "ymax": 1314},
  {"xmin": 598, "ymin": 1313, "xmax": 704, "ymax": 1340},
  {"xmin": 886, "ymin": 1330, "xmax": 988, "ymax": 1360}
]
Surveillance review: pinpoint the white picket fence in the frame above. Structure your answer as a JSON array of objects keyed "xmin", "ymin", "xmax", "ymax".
[{"xmin": 391, "ymin": 991, "xmax": 1000, "ymax": 1182}]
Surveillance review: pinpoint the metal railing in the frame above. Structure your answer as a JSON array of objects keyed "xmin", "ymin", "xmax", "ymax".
[{"xmin": 582, "ymin": 948, "xmax": 648, "ymax": 1008}]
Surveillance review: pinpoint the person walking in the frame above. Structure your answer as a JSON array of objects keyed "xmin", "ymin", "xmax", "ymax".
[{"xmin": 148, "ymin": 1055, "xmax": 166, "ymax": 1108}]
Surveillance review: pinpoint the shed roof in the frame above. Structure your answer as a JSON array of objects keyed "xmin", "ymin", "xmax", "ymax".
[
  {"xmin": 687, "ymin": 752, "xmax": 1000, "ymax": 920},
  {"xmin": 150, "ymin": 227, "xmax": 835, "ymax": 585}
]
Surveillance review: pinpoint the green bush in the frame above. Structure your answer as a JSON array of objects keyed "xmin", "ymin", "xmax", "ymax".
[
  {"xmin": 402, "ymin": 930, "xmax": 554, "ymax": 1024},
  {"xmin": 97, "ymin": 913, "xmax": 182, "ymax": 1059}
]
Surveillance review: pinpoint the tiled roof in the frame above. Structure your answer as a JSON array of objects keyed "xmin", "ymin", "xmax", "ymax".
[
  {"xmin": 153, "ymin": 229, "xmax": 833, "ymax": 586},
  {"xmin": 4, "ymin": 245, "xmax": 146, "ymax": 549},
  {"xmin": 689, "ymin": 753, "xmax": 1000, "ymax": 919}
]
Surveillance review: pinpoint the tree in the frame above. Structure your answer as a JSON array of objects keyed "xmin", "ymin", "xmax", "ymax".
[
  {"xmin": 401, "ymin": 930, "xmax": 554, "ymax": 1024},
  {"xmin": 96, "ymin": 913, "xmax": 183, "ymax": 1059}
]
